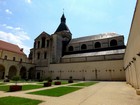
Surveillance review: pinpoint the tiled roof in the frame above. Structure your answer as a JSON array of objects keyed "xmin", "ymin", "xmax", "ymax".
[
  {"xmin": 0, "ymin": 40, "xmax": 25, "ymax": 55},
  {"xmin": 69, "ymin": 33, "xmax": 122, "ymax": 44}
]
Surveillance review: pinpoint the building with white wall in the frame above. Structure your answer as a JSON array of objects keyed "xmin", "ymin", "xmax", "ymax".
[{"xmin": 124, "ymin": 0, "xmax": 140, "ymax": 95}]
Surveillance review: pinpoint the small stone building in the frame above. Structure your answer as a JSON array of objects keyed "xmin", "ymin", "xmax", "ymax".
[
  {"xmin": 29, "ymin": 14, "xmax": 126, "ymax": 80},
  {"xmin": 0, "ymin": 40, "xmax": 34, "ymax": 80}
]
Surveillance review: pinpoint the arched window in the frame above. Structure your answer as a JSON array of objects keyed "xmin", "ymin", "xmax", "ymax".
[
  {"xmin": 110, "ymin": 39, "xmax": 117, "ymax": 47},
  {"xmin": 37, "ymin": 52, "xmax": 40, "ymax": 59},
  {"xmin": 4, "ymin": 55, "xmax": 7, "ymax": 60},
  {"xmin": 81, "ymin": 44, "xmax": 87, "ymax": 50},
  {"xmin": 44, "ymin": 52, "xmax": 47, "ymax": 59},
  {"xmin": 38, "ymin": 41, "xmax": 40, "ymax": 48},
  {"xmin": 94, "ymin": 42, "xmax": 101, "ymax": 48},
  {"xmin": 68, "ymin": 46, "xmax": 73, "ymax": 51},
  {"xmin": 47, "ymin": 40, "xmax": 49, "ymax": 47},
  {"xmin": 13, "ymin": 57, "xmax": 16, "ymax": 61},
  {"xmin": 41, "ymin": 37, "xmax": 46, "ymax": 48},
  {"xmin": 34, "ymin": 42, "xmax": 36, "ymax": 48}
]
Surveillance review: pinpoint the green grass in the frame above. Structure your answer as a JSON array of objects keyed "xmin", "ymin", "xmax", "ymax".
[
  {"xmin": 0, "ymin": 96, "xmax": 42, "ymax": 105},
  {"xmin": 22, "ymin": 85, "xmax": 43, "ymax": 91},
  {"xmin": 0, "ymin": 82, "xmax": 5, "ymax": 85},
  {"xmin": 0, "ymin": 85, "xmax": 43, "ymax": 92},
  {"xmin": 55, "ymin": 80, "xmax": 69, "ymax": 85},
  {"xmin": 0, "ymin": 85, "xmax": 9, "ymax": 91},
  {"xmin": 70, "ymin": 82, "xmax": 98, "ymax": 87},
  {"xmin": 28, "ymin": 86, "xmax": 82, "ymax": 97},
  {"xmin": 37, "ymin": 80, "xmax": 69, "ymax": 85}
]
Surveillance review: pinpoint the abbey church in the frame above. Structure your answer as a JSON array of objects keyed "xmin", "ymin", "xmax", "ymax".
[
  {"xmin": 0, "ymin": 0, "xmax": 140, "ymax": 94},
  {"xmin": 29, "ymin": 13, "xmax": 126, "ymax": 81}
]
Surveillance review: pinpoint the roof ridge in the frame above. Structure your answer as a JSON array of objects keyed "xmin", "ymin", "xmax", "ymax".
[{"xmin": 72, "ymin": 32, "xmax": 119, "ymax": 40}]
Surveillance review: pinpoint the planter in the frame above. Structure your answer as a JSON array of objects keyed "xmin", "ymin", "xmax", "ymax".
[
  {"xmin": 44, "ymin": 82, "xmax": 52, "ymax": 87},
  {"xmin": 4, "ymin": 79, "xmax": 10, "ymax": 82},
  {"xmin": 68, "ymin": 80, "xmax": 73, "ymax": 83},
  {"xmin": 9, "ymin": 85, "xmax": 22, "ymax": 92},
  {"xmin": 38, "ymin": 79, "xmax": 44, "ymax": 82},
  {"xmin": 48, "ymin": 79, "xmax": 52, "ymax": 82},
  {"xmin": 54, "ymin": 81, "xmax": 61, "ymax": 85}
]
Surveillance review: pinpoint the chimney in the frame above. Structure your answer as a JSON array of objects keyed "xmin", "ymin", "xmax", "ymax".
[{"xmin": 20, "ymin": 48, "xmax": 23, "ymax": 52}]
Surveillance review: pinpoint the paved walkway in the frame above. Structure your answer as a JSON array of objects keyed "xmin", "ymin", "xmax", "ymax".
[{"xmin": 0, "ymin": 82, "xmax": 140, "ymax": 105}]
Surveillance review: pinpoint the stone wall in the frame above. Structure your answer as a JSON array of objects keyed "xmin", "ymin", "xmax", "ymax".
[
  {"xmin": 49, "ymin": 60, "xmax": 125, "ymax": 81},
  {"xmin": 124, "ymin": 0, "xmax": 140, "ymax": 92}
]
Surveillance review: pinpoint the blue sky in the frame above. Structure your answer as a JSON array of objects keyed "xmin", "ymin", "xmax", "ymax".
[{"xmin": 0, "ymin": 0, "xmax": 137, "ymax": 55}]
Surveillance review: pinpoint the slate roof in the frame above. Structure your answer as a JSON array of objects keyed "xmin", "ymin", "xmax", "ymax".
[
  {"xmin": 0, "ymin": 40, "xmax": 25, "ymax": 55},
  {"xmin": 69, "ymin": 33, "xmax": 122, "ymax": 44},
  {"xmin": 55, "ymin": 13, "xmax": 71, "ymax": 33},
  {"xmin": 62, "ymin": 49, "xmax": 125, "ymax": 58}
]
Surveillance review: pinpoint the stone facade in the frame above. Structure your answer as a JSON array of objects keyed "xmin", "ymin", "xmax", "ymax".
[
  {"xmin": 49, "ymin": 60, "xmax": 125, "ymax": 81},
  {"xmin": 124, "ymin": 0, "xmax": 140, "ymax": 94},
  {"xmin": 29, "ymin": 14, "xmax": 126, "ymax": 81}
]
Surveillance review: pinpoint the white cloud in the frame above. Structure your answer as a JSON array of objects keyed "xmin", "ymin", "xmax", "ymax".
[
  {"xmin": 25, "ymin": 0, "xmax": 32, "ymax": 4},
  {"xmin": 0, "ymin": 24, "xmax": 31, "ymax": 55},
  {"xmin": 5, "ymin": 9, "xmax": 12, "ymax": 15}
]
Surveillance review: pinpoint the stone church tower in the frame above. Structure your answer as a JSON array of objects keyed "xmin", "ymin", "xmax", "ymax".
[
  {"xmin": 29, "ymin": 13, "xmax": 71, "ymax": 79},
  {"xmin": 51, "ymin": 13, "xmax": 72, "ymax": 63}
]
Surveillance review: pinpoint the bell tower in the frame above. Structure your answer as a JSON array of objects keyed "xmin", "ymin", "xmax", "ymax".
[{"xmin": 51, "ymin": 13, "xmax": 72, "ymax": 63}]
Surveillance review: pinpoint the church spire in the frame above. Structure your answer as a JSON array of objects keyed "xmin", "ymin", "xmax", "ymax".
[
  {"xmin": 61, "ymin": 13, "xmax": 66, "ymax": 23},
  {"xmin": 54, "ymin": 13, "xmax": 71, "ymax": 34}
]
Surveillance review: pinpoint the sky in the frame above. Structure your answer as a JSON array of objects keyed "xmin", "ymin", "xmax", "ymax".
[{"xmin": 0, "ymin": 0, "xmax": 137, "ymax": 55}]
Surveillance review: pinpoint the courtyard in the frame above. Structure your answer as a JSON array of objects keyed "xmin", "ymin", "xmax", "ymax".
[{"xmin": 0, "ymin": 81, "xmax": 140, "ymax": 105}]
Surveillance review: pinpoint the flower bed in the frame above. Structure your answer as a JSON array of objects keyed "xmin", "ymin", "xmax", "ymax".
[
  {"xmin": 44, "ymin": 82, "xmax": 52, "ymax": 87},
  {"xmin": 9, "ymin": 85, "xmax": 22, "ymax": 92},
  {"xmin": 54, "ymin": 81, "xmax": 61, "ymax": 85},
  {"xmin": 68, "ymin": 80, "xmax": 73, "ymax": 83}
]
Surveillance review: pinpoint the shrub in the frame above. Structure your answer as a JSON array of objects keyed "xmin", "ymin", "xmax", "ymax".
[
  {"xmin": 54, "ymin": 81, "xmax": 61, "ymax": 85},
  {"xmin": 56, "ymin": 76, "xmax": 59, "ymax": 80},
  {"xmin": 47, "ymin": 77, "xmax": 52, "ymax": 82},
  {"xmin": 68, "ymin": 76, "xmax": 73, "ymax": 83},
  {"xmin": 12, "ymin": 76, "xmax": 20, "ymax": 85}
]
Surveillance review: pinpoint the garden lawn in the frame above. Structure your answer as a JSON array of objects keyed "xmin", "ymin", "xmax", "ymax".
[
  {"xmin": 37, "ymin": 80, "xmax": 69, "ymax": 85},
  {"xmin": 0, "ymin": 85, "xmax": 43, "ymax": 92},
  {"xmin": 28, "ymin": 86, "xmax": 82, "ymax": 97},
  {"xmin": 54, "ymin": 80, "xmax": 69, "ymax": 85},
  {"xmin": 0, "ymin": 82, "xmax": 5, "ymax": 85},
  {"xmin": 0, "ymin": 96, "xmax": 42, "ymax": 105},
  {"xmin": 70, "ymin": 81, "xmax": 98, "ymax": 87}
]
